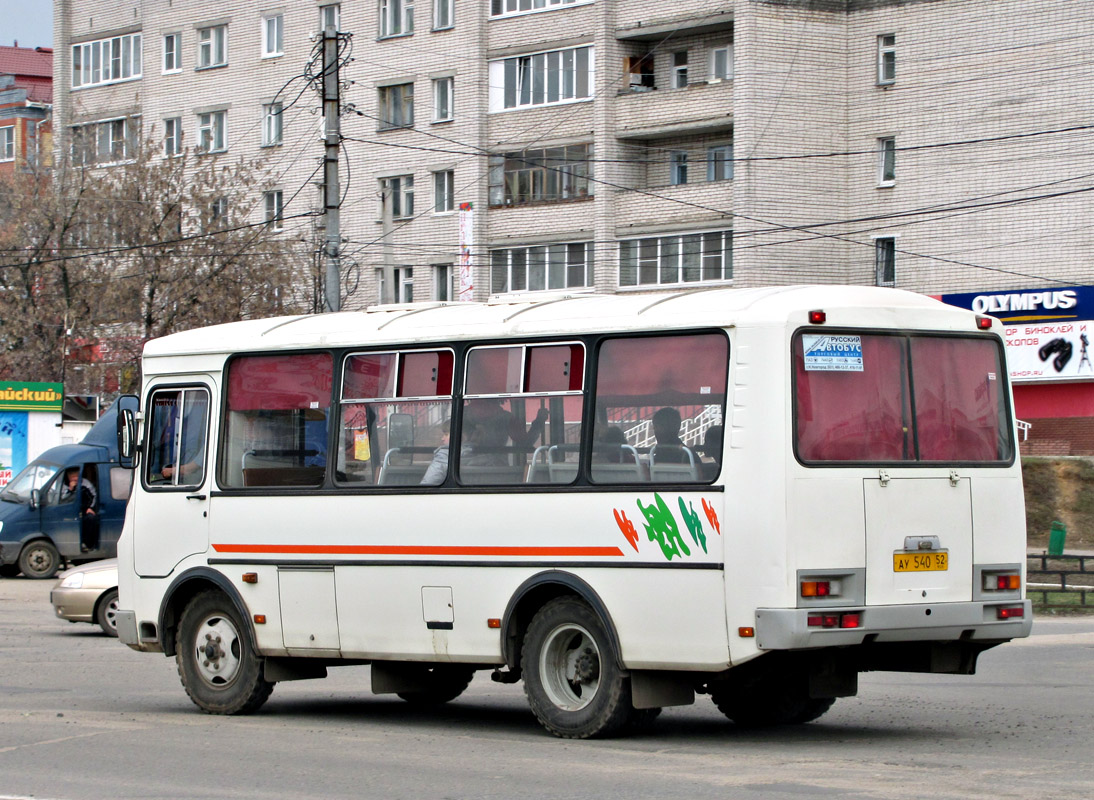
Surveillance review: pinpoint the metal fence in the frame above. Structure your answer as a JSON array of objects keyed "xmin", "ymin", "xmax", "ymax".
[{"xmin": 1027, "ymin": 554, "xmax": 1094, "ymax": 609}]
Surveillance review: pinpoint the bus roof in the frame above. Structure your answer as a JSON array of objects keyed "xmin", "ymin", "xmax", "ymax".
[{"xmin": 143, "ymin": 285, "xmax": 974, "ymax": 360}]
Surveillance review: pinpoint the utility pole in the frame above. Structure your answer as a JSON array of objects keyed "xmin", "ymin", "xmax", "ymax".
[{"xmin": 321, "ymin": 26, "xmax": 341, "ymax": 312}]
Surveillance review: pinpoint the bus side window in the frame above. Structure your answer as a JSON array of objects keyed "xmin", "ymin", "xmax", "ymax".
[{"xmin": 145, "ymin": 388, "xmax": 210, "ymax": 489}]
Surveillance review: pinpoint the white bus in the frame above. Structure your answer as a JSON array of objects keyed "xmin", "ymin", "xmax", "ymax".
[{"xmin": 114, "ymin": 285, "xmax": 1032, "ymax": 738}]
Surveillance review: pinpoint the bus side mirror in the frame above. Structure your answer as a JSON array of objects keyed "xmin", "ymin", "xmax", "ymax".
[{"xmin": 116, "ymin": 395, "xmax": 140, "ymax": 469}]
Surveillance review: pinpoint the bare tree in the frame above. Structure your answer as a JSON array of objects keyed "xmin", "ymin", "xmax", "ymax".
[{"xmin": 0, "ymin": 141, "xmax": 313, "ymax": 396}]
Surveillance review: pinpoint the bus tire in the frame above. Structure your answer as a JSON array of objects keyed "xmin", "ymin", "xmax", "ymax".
[
  {"xmin": 396, "ymin": 665, "xmax": 475, "ymax": 706},
  {"xmin": 710, "ymin": 675, "xmax": 828, "ymax": 727},
  {"xmin": 791, "ymin": 697, "xmax": 836, "ymax": 724},
  {"xmin": 19, "ymin": 540, "xmax": 60, "ymax": 580},
  {"xmin": 175, "ymin": 590, "xmax": 273, "ymax": 715},
  {"xmin": 522, "ymin": 597, "xmax": 632, "ymax": 739}
]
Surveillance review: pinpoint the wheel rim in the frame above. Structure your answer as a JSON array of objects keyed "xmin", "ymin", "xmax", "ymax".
[
  {"xmin": 538, "ymin": 622, "xmax": 601, "ymax": 711},
  {"xmin": 26, "ymin": 546, "xmax": 55, "ymax": 575},
  {"xmin": 102, "ymin": 595, "xmax": 119, "ymax": 632},
  {"xmin": 192, "ymin": 613, "xmax": 243, "ymax": 688}
]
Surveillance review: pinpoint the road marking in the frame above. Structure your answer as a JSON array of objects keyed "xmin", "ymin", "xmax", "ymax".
[{"xmin": 0, "ymin": 729, "xmax": 108, "ymax": 755}]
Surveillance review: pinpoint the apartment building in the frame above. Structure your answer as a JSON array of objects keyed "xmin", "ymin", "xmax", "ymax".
[
  {"xmin": 52, "ymin": 1, "xmax": 1094, "ymax": 450},
  {"xmin": 0, "ymin": 45, "xmax": 52, "ymax": 174}
]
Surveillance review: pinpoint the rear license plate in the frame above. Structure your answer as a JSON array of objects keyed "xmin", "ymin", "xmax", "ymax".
[{"xmin": 893, "ymin": 552, "xmax": 948, "ymax": 572}]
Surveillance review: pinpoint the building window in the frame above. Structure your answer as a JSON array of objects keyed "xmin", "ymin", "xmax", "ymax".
[
  {"xmin": 433, "ymin": 0, "xmax": 453, "ymax": 29},
  {"xmin": 163, "ymin": 33, "xmax": 182, "ymax": 73},
  {"xmin": 710, "ymin": 45, "xmax": 732, "ymax": 80},
  {"xmin": 490, "ymin": 45, "xmax": 593, "ymax": 112},
  {"xmin": 670, "ymin": 151, "xmax": 688, "ymax": 185},
  {"xmin": 210, "ymin": 197, "xmax": 229, "ymax": 228},
  {"xmin": 490, "ymin": 243, "xmax": 589, "ymax": 293},
  {"xmin": 0, "ymin": 126, "xmax": 13, "ymax": 161},
  {"xmin": 381, "ymin": 175, "xmax": 414, "ymax": 218},
  {"xmin": 432, "ymin": 77, "xmax": 453, "ymax": 122},
  {"xmin": 619, "ymin": 230, "xmax": 732, "ymax": 287},
  {"xmin": 197, "ymin": 25, "xmax": 227, "ymax": 69},
  {"xmin": 434, "ymin": 170, "xmax": 454, "ymax": 213},
  {"xmin": 875, "ymin": 238, "xmax": 895, "ymax": 287},
  {"xmin": 707, "ymin": 144, "xmax": 733, "ymax": 181},
  {"xmin": 379, "ymin": 0, "xmax": 414, "ymax": 37},
  {"xmin": 320, "ymin": 4, "xmax": 341, "ymax": 31},
  {"xmin": 673, "ymin": 51, "xmax": 688, "ymax": 89},
  {"xmin": 434, "ymin": 264, "xmax": 453, "ymax": 301},
  {"xmin": 490, "ymin": 0, "xmax": 587, "ymax": 17},
  {"xmin": 71, "ymin": 117, "xmax": 139, "ymax": 165},
  {"xmin": 265, "ymin": 190, "xmax": 284, "ymax": 231},
  {"xmin": 197, "ymin": 110, "xmax": 227, "ymax": 153},
  {"xmin": 71, "ymin": 33, "xmax": 143, "ymax": 88},
  {"xmin": 488, "ymin": 144, "xmax": 592, "ymax": 206},
  {"xmin": 378, "ymin": 83, "xmax": 414, "ymax": 129},
  {"xmin": 878, "ymin": 136, "xmax": 896, "ymax": 185},
  {"xmin": 378, "ymin": 267, "xmax": 415, "ymax": 303},
  {"xmin": 877, "ymin": 34, "xmax": 896, "ymax": 85},
  {"xmin": 164, "ymin": 117, "xmax": 182, "ymax": 157},
  {"xmin": 625, "ymin": 53, "xmax": 654, "ymax": 91},
  {"xmin": 262, "ymin": 14, "xmax": 284, "ymax": 58},
  {"xmin": 262, "ymin": 103, "xmax": 283, "ymax": 146}
]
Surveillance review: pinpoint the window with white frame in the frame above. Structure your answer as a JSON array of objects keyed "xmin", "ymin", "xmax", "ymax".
[
  {"xmin": 378, "ymin": 267, "xmax": 415, "ymax": 303},
  {"xmin": 488, "ymin": 144, "xmax": 592, "ymax": 206},
  {"xmin": 210, "ymin": 196, "xmax": 229, "ymax": 229},
  {"xmin": 197, "ymin": 110, "xmax": 227, "ymax": 153},
  {"xmin": 197, "ymin": 25, "xmax": 227, "ymax": 68},
  {"xmin": 262, "ymin": 102, "xmax": 283, "ymax": 146},
  {"xmin": 432, "ymin": 77, "xmax": 453, "ymax": 122},
  {"xmin": 670, "ymin": 151, "xmax": 688, "ymax": 185},
  {"xmin": 71, "ymin": 33, "xmax": 143, "ymax": 88},
  {"xmin": 490, "ymin": 242, "xmax": 590, "ymax": 293},
  {"xmin": 673, "ymin": 51, "xmax": 688, "ymax": 89},
  {"xmin": 262, "ymin": 14, "xmax": 283, "ymax": 57},
  {"xmin": 877, "ymin": 34, "xmax": 896, "ymax": 85},
  {"xmin": 707, "ymin": 144, "xmax": 733, "ymax": 181},
  {"xmin": 265, "ymin": 190, "xmax": 284, "ymax": 230},
  {"xmin": 433, "ymin": 264, "xmax": 452, "ymax": 301},
  {"xmin": 0, "ymin": 126, "xmax": 13, "ymax": 161},
  {"xmin": 875, "ymin": 237, "xmax": 895, "ymax": 286},
  {"xmin": 71, "ymin": 117, "xmax": 139, "ymax": 165},
  {"xmin": 490, "ymin": 45, "xmax": 593, "ymax": 112},
  {"xmin": 433, "ymin": 170, "xmax": 454, "ymax": 213},
  {"xmin": 378, "ymin": 83, "xmax": 414, "ymax": 129},
  {"xmin": 433, "ymin": 0, "xmax": 453, "ymax": 29},
  {"xmin": 710, "ymin": 45, "xmax": 732, "ymax": 80},
  {"xmin": 490, "ymin": 0, "xmax": 587, "ymax": 17},
  {"xmin": 619, "ymin": 230, "xmax": 732, "ymax": 287},
  {"xmin": 379, "ymin": 0, "xmax": 414, "ymax": 37},
  {"xmin": 878, "ymin": 136, "xmax": 896, "ymax": 185},
  {"xmin": 320, "ymin": 4, "xmax": 341, "ymax": 31},
  {"xmin": 381, "ymin": 175, "xmax": 414, "ymax": 218},
  {"xmin": 163, "ymin": 33, "xmax": 181, "ymax": 73},
  {"xmin": 164, "ymin": 117, "xmax": 182, "ymax": 157}
]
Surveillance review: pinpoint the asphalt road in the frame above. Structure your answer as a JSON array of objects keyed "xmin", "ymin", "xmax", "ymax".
[{"xmin": 1, "ymin": 576, "xmax": 1092, "ymax": 800}]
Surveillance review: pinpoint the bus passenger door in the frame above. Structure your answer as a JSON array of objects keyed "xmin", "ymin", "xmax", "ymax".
[{"xmin": 133, "ymin": 385, "xmax": 213, "ymax": 578}]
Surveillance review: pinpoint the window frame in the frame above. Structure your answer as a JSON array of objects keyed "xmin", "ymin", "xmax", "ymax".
[
  {"xmin": 433, "ymin": 169, "xmax": 454, "ymax": 214},
  {"xmin": 262, "ymin": 14, "xmax": 284, "ymax": 58},
  {"xmin": 381, "ymin": 174, "xmax": 415, "ymax": 219},
  {"xmin": 877, "ymin": 34, "xmax": 896, "ymax": 85},
  {"xmin": 619, "ymin": 230, "xmax": 733, "ymax": 288},
  {"xmin": 874, "ymin": 237, "xmax": 896, "ymax": 287},
  {"xmin": 378, "ymin": 82, "xmax": 415, "ymax": 130},
  {"xmin": 0, "ymin": 126, "xmax": 13, "ymax": 161},
  {"xmin": 489, "ymin": 0, "xmax": 591, "ymax": 19},
  {"xmin": 379, "ymin": 0, "xmax": 415, "ymax": 38},
  {"xmin": 162, "ymin": 32, "xmax": 182, "ymax": 73},
  {"xmin": 143, "ymin": 385, "xmax": 212, "ymax": 491},
  {"xmin": 878, "ymin": 136, "xmax": 896, "ymax": 186},
  {"xmin": 487, "ymin": 143, "xmax": 593, "ymax": 207},
  {"xmin": 490, "ymin": 45, "xmax": 593, "ymax": 112},
  {"xmin": 71, "ymin": 33, "xmax": 143, "ymax": 89},
  {"xmin": 432, "ymin": 76, "xmax": 453, "ymax": 123},
  {"xmin": 489, "ymin": 242, "xmax": 590, "ymax": 294},
  {"xmin": 670, "ymin": 151, "xmax": 688, "ymax": 186},
  {"xmin": 196, "ymin": 110, "xmax": 227, "ymax": 153},
  {"xmin": 262, "ymin": 102, "xmax": 283, "ymax": 146},
  {"xmin": 196, "ymin": 24, "xmax": 227, "ymax": 69},
  {"xmin": 672, "ymin": 50, "xmax": 688, "ymax": 89},
  {"xmin": 264, "ymin": 189, "xmax": 284, "ymax": 231},
  {"xmin": 163, "ymin": 117, "xmax": 182, "ymax": 157},
  {"xmin": 433, "ymin": 0, "xmax": 454, "ymax": 30},
  {"xmin": 319, "ymin": 4, "xmax": 341, "ymax": 32},
  {"xmin": 710, "ymin": 45, "xmax": 732, "ymax": 81},
  {"xmin": 707, "ymin": 144, "xmax": 733, "ymax": 182}
]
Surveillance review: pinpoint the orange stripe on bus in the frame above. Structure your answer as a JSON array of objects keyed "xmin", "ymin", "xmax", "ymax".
[{"xmin": 211, "ymin": 544, "xmax": 626, "ymax": 557}]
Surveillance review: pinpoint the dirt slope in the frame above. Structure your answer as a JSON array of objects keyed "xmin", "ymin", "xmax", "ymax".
[{"xmin": 1023, "ymin": 458, "xmax": 1094, "ymax": 551}]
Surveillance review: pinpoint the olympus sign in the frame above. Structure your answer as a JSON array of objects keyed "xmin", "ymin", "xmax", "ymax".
[{"xmin": 971, "ymin": 290, "xmax": 1078, "ymax": 314}]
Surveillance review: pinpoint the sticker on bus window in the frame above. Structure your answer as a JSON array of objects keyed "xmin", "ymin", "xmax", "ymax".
[
  {"xmin": 802, "ymin": 334, "xmax": 864, "ymax": 372},
  {"xmin": 354, "ymin": 429, "xmax": 371, "ymax": 461}
]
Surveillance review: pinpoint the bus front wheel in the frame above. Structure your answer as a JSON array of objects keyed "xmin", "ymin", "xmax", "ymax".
[
  {"xmin": 522, "ymin": 597, "xmax": 633, "ymax": 739},
  {"xmin": 176, "ymin": 590, "xmax": 273, "ymax": 715}
]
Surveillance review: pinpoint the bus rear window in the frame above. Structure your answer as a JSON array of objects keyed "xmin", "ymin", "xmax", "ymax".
[{"xmin": 793, "ymin": 332, "xmax": 1012, "ymax": 464}]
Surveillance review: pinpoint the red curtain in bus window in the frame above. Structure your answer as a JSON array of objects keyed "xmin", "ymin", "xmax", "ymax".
[
  {"xmin": 795, "ymin": 335, "xmax": 910, "ymax": 461},
  {"xmin": 596, "ymin": 334, "xmax": 728, "ymax": 405},
  {"xmin": 343, "ymin": 353, "xmax": 396, "ymax": 399},
  {"xmin": 227, "ymin": 353, "xmax": 333, "ymax": 410},
  {"xmin": 398, "ymin": 351, "xmax": 454, "ymax": 397},
  {"xmin": 526, "ymin": 345, "xmax": 584, "ymax": 392},
  {"xmin": 911, "ymin": 337, "xmax": 1003, "ymax": 462},
  {"xmin": 465, "ymin": 347, "xmax": 521, "ymax": 395}
]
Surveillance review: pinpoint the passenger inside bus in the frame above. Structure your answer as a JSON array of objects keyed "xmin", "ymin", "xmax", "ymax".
[{"xmin": 650, "ymin": 407, "xmax": 691, "ymax": 463}]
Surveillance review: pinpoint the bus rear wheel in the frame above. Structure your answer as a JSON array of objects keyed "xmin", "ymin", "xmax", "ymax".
[
  {"xmin": 522, "ymin": 597, "xmax": 633, "ymax": 739},
  {"xmin": 710, "ymin": 676, "xmax": 836, "ymax": 727},
  {"xmin": 176, "ymin": 590, "xmax": 273, "ymax": 715},
  {"xmin": 396, "ymin": 665, "xmax": 475, "ymax": 706}
]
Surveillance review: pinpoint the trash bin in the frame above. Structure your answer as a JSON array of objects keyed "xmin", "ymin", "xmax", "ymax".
[{"xmin": 1048, "ymin": 520, "xmax": 1067, "ymax": 556}]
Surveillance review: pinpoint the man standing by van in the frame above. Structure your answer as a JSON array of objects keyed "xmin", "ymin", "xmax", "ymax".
[{"xmin": 60, "ymin": 468, "xmax": 98, "ymax": 552}]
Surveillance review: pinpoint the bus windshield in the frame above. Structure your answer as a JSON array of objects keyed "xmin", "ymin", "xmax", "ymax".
[
  {"xmin": 794, "ymin": 332, "xmax": 1012, "ymax": 463},
  {"xmin": 1, "ymin": 462, "xmax": 61, "ymax": 503}
]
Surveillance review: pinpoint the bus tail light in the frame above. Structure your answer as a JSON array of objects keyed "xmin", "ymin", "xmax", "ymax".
[
  {"xmin": 839, "ymin": 613, "xmax": 861, "ymax": 628},
  {"xmin": 801, "ymin": 579, "xmax": 842, "ymax": 598},
  {"xmin": 983, "ymin": 572, "xmax": 1021, "ymax": 591},
  {"xmin": 997, "ymin": 606, "xmax": 1025, "ymax": 620},
  {"xmin": 976, "ymin": 315, "xmax": 993, "ymax": 330},
  {"xmin": 807, "ymin": 612, "xmax": 861, "ymax": 629},
  {"xmin": 808, "ymin": 310, "xmax": 827, "ymax": 324}
]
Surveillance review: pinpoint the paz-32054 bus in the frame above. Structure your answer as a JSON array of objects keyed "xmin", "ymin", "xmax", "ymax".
[{"xmin": 113, "ymin": 285, "xmax": 1031, "ymax": 738}]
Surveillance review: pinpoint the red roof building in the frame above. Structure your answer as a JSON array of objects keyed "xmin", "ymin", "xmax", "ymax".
[{"xmin": 0, "ymin": 45, "xmax": 52, "ymax": 173}]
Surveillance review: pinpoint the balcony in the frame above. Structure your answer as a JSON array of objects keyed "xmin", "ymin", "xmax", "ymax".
[
  {"xmin": 611, "ymin": 180, "xmax": 733, "ymax": 234},
  {"xmin": 615, "ymin": 5, "xmax": 733, "ymax": 41},
  {"xmin": 614, "ymin": 79, "xmax": 733, "ymax": 140}
]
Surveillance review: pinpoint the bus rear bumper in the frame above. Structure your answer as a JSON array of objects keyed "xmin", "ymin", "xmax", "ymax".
[{"xmin": 755, "ymin": 600, "xmax": 1033, "ymax": 651}]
